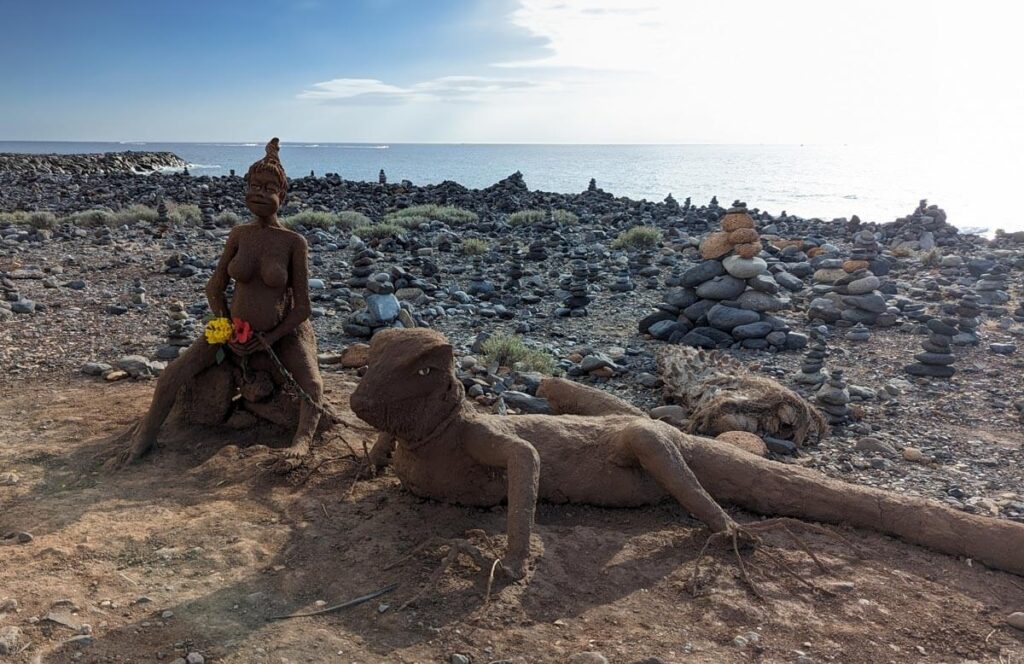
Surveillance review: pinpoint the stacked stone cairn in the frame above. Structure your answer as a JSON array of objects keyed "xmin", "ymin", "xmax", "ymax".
[
  {"xmin": 796, "ymin": 327, "xmax": 829, "ymax": 385},
  {"xmin": 344, "ymin": 250, "xmax": 405, "ymax": 338},
  {"xmin": 879, "ymin": 200, "xmax": 958, "ymax": 250},
  {"xmin": 905, "ymin": 317, "xmax": 958, "ymax": 378},
  {"xmin": 154, "ymin": 301, "xmax": 198, "ymax": 360},
  {"xmin": 975, "ymin": 266, "xmax": 1011, "ymax": 308},
  {"xmin": 525, "ymin": 238, "xmax": 547, "ymax": 262},
  {"xmin": 556, "ymin": 258, "xmax": 592, "ymax": 317},
  {"xmin": 466, "ymin": 256, "xmax": 497, "ymax": 299},
  {"xmin": 348, "ymin": 248, "xmax": 377, "ymax": 289},
  {"xmin": 640, "ymin": 204, "xmax": 801, "ymax": 350},
  {"xmin": 943, "ymin": 291, "xmax": 983, "ymax": 346},
  {"xmin": 815, "ymin": 368, "xmax": 851, "ymax": 425},
  {"xmin": 807, "ymin": 238, "xmax": 896, "ymax": 329},
  {"xmin": 630, "ymin": 250, "xmax": 660, "ymax": 288}
]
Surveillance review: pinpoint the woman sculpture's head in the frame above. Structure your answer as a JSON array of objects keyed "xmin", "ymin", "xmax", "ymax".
[{"xmin": 245, "ymin": 138, "xmax": 288, "ymax": 219}]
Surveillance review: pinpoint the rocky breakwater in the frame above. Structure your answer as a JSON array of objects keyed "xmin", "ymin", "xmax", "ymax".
[
  {"xmin": 877, "ymin": 200, "xmax": 960, "ymax": 251},
  {"xmin": 640, "ymin": 204, "xmax": 805, "ymax": 351},
  {"xmin": 0, "ymin": 151, "xmax": 186, "ymax": 176}
]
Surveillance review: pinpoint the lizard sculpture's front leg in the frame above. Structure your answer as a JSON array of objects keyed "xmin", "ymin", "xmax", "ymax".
[
  {"xmin": 462, "ymin": 424, "xmax": 540, "ymax": 579},
  {"xmin": 368, "ymin": 431, "xmax": 397, "ymax": 470}
]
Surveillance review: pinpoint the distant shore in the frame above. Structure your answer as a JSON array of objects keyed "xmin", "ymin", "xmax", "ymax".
[
  {"xmin": 1, "ymin": 141, "xmax": 1012, "ymax": 231},
  {"xmin": 0, "ymin": 150, "xmax": 184, "ymax": 176}
]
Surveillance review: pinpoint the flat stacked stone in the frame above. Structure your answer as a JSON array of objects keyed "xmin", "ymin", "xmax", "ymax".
[
  {"xmin": 846, "ymin": 322, "xmax": 871, "ymax": 342},
  {"xmin": 905, "ymin": 317, "xmax": 957, "ymax": 378},
  {"xmin": 816, "ymin": 368, "xmax": 851, "ymax": 425},
  {"xmin": 640, "ymin": 204, "xmax": 799, "ymax": 350}
]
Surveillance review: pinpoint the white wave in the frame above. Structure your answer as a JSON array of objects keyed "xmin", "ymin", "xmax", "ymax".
[{"xmin": 186, "ymin": 163, "xmax": 222, "ymax": 169}]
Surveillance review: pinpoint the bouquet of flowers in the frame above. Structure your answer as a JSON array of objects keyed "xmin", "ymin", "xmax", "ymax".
[{"xmin": 204, "ymin": 317, "xmax": 253, "ymax": 363}]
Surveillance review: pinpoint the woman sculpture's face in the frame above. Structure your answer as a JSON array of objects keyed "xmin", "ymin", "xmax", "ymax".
[{"xmin": 246, "ymin": 170, "xmax": 285, "ymax": 219}]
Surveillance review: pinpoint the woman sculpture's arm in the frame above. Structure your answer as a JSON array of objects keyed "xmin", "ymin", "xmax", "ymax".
[
  {"xmin": 263, "ymin": 235, "xmax": 312, "ymax": 346},
  {"xmin": 205, "ymin": 227, "xmax": 240, "ymax": 318}
]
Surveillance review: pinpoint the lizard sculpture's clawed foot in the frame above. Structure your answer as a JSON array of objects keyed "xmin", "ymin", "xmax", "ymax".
[
  {"xmin": 686, "ymin": 519, "xmax": 858, "ymax": 600},
  {"xmin": 384, "ymin": 530, "xmax": 511, "ymax": 610}
]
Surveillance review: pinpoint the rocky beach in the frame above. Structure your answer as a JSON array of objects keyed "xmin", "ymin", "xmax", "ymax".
[{"xmin": 2, "ymin": 151, "xmax": 1024, "ymax": 662}]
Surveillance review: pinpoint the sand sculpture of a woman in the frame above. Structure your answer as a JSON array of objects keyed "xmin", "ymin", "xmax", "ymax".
[{"xmin": 115, "ymin": 138, "xmax": 328, "ymax": 466}]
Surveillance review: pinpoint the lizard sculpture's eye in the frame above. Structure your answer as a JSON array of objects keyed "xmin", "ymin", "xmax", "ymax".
[{"xmin": 417, "ymin": 367, "xmax": 431, "ymax": 376}]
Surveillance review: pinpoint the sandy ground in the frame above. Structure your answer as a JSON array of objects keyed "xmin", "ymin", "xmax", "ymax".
[{"xmin": 1, "ymin": 375, "xmax": 1023, "ymax": 664}]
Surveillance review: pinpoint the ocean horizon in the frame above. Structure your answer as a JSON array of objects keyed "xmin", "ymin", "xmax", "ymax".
[{"xmin": 2, "ymin": 140, "xmax": 1017, "ymax": 233}]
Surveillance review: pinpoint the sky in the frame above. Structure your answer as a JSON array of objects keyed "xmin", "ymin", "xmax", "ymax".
[{"xmin": 2, "ymin": 0, "xmax": 1023, "ymax": 145}]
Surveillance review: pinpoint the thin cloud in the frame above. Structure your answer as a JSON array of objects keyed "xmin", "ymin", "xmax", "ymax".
[{"xmin": 297, "ymin": 75, "xmax": 547, "ymax": 105}]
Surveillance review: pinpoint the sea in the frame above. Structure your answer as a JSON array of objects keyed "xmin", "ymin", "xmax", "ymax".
[{"xmin": 1, "ymin": 141, "xmax": 1018, "ymax": 233}]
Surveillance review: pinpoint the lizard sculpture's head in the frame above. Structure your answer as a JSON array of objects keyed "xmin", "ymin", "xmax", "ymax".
[{"xmin": 350, "ymin": 328, "xmax": 465, "ymax": 442}]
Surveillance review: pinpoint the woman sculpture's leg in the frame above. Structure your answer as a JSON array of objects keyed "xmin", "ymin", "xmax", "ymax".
[
  {"xmin": 118, "ymin": 338, "xmax": 219, "ymax": 464},
  {"xmin": 270, "ymin": 322, "xmax": 323, "ymax": 462}
]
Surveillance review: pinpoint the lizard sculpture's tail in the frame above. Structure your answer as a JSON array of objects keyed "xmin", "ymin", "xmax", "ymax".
[{"xmin": 679, "ymin": 434, "xmax": 1024, "ymax": 576}]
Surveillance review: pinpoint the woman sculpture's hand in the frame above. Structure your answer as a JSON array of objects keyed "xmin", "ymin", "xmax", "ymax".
[{"xmin": 229, "ymin": 333, "xmax": 270, "ymax": 356}]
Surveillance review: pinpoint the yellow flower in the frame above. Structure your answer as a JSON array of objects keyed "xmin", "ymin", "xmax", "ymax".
[{"xmin": 204, "ymin": 317, "xmax": 233, "ymax": 345}]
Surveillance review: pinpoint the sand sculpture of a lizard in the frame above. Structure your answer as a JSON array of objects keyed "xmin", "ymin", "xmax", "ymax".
[{"xmin": 349, "ymin": 328, "xmax": 1024, "ymax": 583}]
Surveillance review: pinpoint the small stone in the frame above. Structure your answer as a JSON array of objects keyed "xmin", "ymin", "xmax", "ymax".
[
  {"xmin": 449, "ymin": 655, "xmax": 471, "ymax": 664},
  {"xmin": 716, "ymin": 431, "xmax": 768, "ymax": 457},
  {"xmin": 856, "ymin": 437, "xmax": 897, "ymax": 457},
  {"xmin": 722, "ymin": 255, "xmax": 767, "ymax": 279},
  {"xmin": 568, "ymin": 653, "xmax": 608, "ymax": 664},
  {"xmin": 1007, "ymin": 612, "xmax": 1024, "ymax": 631},
  {"xmin": 650, "ymin": 405, "xmax": 687, "ymax": 424},
  {"xmin": 902, "ymin": 447, "xmax": 925, "ymax": 462},
  {"xmin": 186, "ymin": 653, "xmax": 205, "ymax": 664},
  {"xmin": 0, "ymin": 626, "xmax": 22, "ymax": 656}
]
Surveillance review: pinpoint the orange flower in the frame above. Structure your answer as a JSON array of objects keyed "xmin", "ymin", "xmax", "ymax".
[{"xmin": 231, "ymin": 318, "xmax": 252, "ymax": 344}]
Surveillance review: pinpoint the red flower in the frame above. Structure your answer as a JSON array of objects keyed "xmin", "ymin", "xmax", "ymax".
[{"xmin": 230, "ymin": 318, "xmax": 252, "ymax": 344}]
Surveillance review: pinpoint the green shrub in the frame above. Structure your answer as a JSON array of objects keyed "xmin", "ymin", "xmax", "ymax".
[
  {"xmin": 214, "ymin": 210, "xmax": 245, "ymax": 226},
  {"xmin": 353, "ymin": 222, "xmax": 402, "ymax": 240},
  {"xmin": 508, "ymin": 209, "xmax": 546, "ymax": 226},
  {"xmin": 168, "ymin": 202, "xmax": 202, "ymax": 225},
  {"xmin": 392, "ymin": 215, "xmax": 430, "ymax": 230},
  {"xmin": 462, "ymin": 238, "xmax": 489, "ymax": 255},
  {"xmin": 0, "ymin": 210, "xmax": 58, "ymax": 229},
  {"xmin": 65, "ymin": 209, "xmax": 115, "ymax": 227},
  {"xmin": 281, "ymin": 210, "xmax": 336, "ymax": 229},
  {"xmin": 0, "ymin": 211, "xmax": 27, "ymax": 224},
  {"xmin": 385, "ymin": 204, "xmax": 477, "ymax": 226},
  {"xmin": 612, "ymin": 226, "xmax": 661, "ymax": 250},
  {"xmin": 918, "ymin": 247, "xmax": 943, "ymax": 266},
  {"xmin": 480, "ymin": 334, "xmax": 556, "ymax": 374},
  {"xmin": 552, "ymin": 209, "xmax": 579, "ymax": 225},
  {"xmin": 112, "ymin": 204, "xmax": 159, "ymax": 225},
  {"xmin": 336, "ymin": 210, "xmax": 372, "ymax": 229}
]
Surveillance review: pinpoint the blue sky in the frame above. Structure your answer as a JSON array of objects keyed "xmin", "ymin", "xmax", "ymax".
[{"xmin": 2, "ymin": 1, "xmax": 1023, "ymax": 144}]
